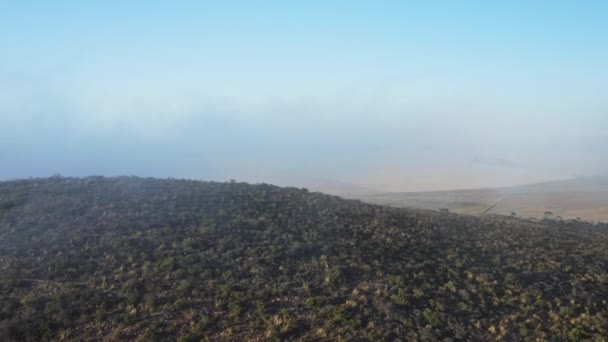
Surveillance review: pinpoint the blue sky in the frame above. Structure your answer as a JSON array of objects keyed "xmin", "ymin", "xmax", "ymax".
[{"xmin": 1, "ymin": 1, "xmax": 607, "ymax": 190}]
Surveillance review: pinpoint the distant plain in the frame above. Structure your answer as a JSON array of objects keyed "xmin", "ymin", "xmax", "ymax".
[{"xmin": 347, "ymin": 177, "xmax": 608, "ymax": 222}]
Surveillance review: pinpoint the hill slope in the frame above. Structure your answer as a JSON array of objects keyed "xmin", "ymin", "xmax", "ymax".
[{"xmin": 1, "ymin": 177, "xmax": 608, "ymax": 341}]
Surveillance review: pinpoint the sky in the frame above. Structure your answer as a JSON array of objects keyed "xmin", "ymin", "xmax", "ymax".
[{"xmin": 1, "ymin": 1, "xmax": 607, "ymax": 191}]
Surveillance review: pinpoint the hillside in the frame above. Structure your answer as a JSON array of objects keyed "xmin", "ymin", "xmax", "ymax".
[{"xmin": 1, "ymin": 177, "xmax": 608, "ymax": 341}]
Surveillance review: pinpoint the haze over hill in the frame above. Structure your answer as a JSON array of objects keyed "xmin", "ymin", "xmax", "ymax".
[
  {"xmin": 2, "ymin": 2, "xmax": 608, "ymax": 190},
  {"xmin": 2, "ymin": 2, "xmax": 608, "ymax": 341}
]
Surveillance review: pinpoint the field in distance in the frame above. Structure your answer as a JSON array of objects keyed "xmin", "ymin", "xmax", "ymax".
[{"xmin": 351, "ymin": 176, "xmax": 608, "ymax": 222}]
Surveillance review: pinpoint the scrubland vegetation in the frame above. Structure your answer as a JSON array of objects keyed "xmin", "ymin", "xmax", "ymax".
[{"xmin": 1, "ymin": 176, "xmax": 607, "ymax": 341}]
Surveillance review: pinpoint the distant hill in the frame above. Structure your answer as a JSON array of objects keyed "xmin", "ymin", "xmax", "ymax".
[
  {"xmin": 286, "ymin": 178, "xmax": 380, "ymax": 196},
  {"xmin": 355, "ymin": 176, "xmax": 608, "ymax": 222},
  {"xmin": 1, "ymin": 177, "xmax": 608, "ymax": 341}
]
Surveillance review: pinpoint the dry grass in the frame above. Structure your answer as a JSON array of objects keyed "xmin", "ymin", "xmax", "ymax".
[{"xmin": 353, "ymin": 179, "xmax": 608, "ymax": 222}]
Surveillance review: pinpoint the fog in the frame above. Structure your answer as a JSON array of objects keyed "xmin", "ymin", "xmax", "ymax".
[{"xmin": 1, "ymin": 2, "xmax": 607, "ymax": 192}]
